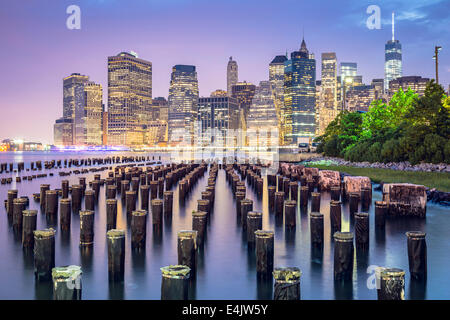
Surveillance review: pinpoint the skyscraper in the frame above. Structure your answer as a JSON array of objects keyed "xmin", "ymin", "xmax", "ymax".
[
  {"xmin": 340, "ymin": 62, "xmax": 357, "ymax": 85},
  {"xmin": 247, "ymin": 81, "xmax": 278, "ymax": 147},
  {"xmin": 227, "ymin": 57, "xmax": 238, "ymax": 96},
  {"xmin": 231, "ymin": 81, "xmax": 256, "ymax": 133},
  {"xmin": 197, "ymin": 95, "xmax": 239, "ymax": 146},
  {"xmin": 389, "ymin": 76, "xmax": 430, "ymax": 96},
  {"xmin": 283, "ymin": 38, "xmax": 316, "ymax": 144},
  {"xmin": 53, "ymin": 118, "xmax": 73, "ymax": 146},
  {"xmin": 107, "ymin": 52, "xmax": 152, "ymax": 146},
  {"xmin": 73, "ymin": 82, "xmax": 103, "ymax": 145},
  {"xmin": 63, "ymin": 73, "xmax": 89, "ymax": 121},
  {"xmin": 318, "ymin": 52, "xmax": 338, "ymax": 136},
  {"xmin": 384, "ymin": 12, "xmax": 402, "ymax": 91},
  {"xmin": 168, "ymin": 65, "xmax": 199, "ymax": 144},
  {"xmin": 269, "ymin": 55, "xmax": 288, "ymax": 145}
]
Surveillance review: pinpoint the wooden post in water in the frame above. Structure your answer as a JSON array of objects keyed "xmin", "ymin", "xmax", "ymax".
[
  {"xmin": 355, "ymin": 212, "xmax": 369, "ymax": 250},
  {"xmin": 60, "ymin": 199, "xmax": 71, "ymax": 231},
  {"xmin": 284, "ymin": 200, "xmax": 297, "ymax": 228},
  {"xmin": 379, "ymin": 268, "xmax": 405, "ymax": 300},
  {"xmin": 311, "ymin": 192, "xmax": 321, "ymax": 212},
  {"xmin": 140, "ymin": 185, "xmax": 150, "ymax": 210},
  {"xmin": 151, "ymin": 199, "xmax": 163, "ymax": 228},
  {"xmin": 240, "ymin": 199, "xmax": 253, "ymax": 230},
  {"xmin": 107, "ymin": 229, "xmax": 125, "ymax": 282},
  {"xmin": 131, "ymin": 210, "xmax": 147, "ymax": 250},
  {"xmin": 34, "ymin": 228, "xmax": 56, "ymax": 281},
  {"xmin": 22, "ymin": 210, "xmax": 37, "ymax": 248},
  {"xmin": 331, "ymin": 186, "xmax": 341, "ymax": 201},
  {"xmin": 40, "ymin": 184, "xmax": 50, "ymax": 210},
  {"xmin": 349, "ymin": 193, "xmax": 359, "ymax": 218},
  {"xmin": 177, "ymin": 231, "xmax": 198, "ymax": 276},
  {"xmin": 299, "ymin": 186, "xmax": 308, "ymax": 208},
  {"xmin": 106, "ymin": 199, "xmax": 117, "ymax": 231},
  {"xmin": 289, "ymin": 182, "xmax": 298, "ymax": 201},
  {"xmin": 247, "ymin": 211, "xmax": 263, "ymax": 244},
  {"xmin": 273, "ymin": 267, "xmax": 301, "ymax": 300},
  {"xmin": 61, "ymin": 180, "xmax": 69, "ymax": 199},
  {"xmin": 255, "ymin": 230, "xmax": 274, "ymax": 279},
  {"xmin": 268, "ymin": 186, "xmax": 275, "ymax": 212},
  {"xmin": 12, "ymin": 198, "xmax": 27, "ymax": 232},
  {"xmin": 406, "ymin": 231, "xmax": 427, "ymax": 280},
  {"xmin": 192, "ymin": 211, "xmax": 207, "ymax": 246},
  {"xmin": 330, "ymin": 200, "xmax": 342, "ymax": 233},
  {"xmin": 79, "ymin": 210, "xmax": 94, "ymax": 247},
  {"xmin": 375, "ymin": 201, "xmax": 387, "ymax": 228},
  {"xmin": 84, "ymin": 190, "xmax": 95, "ymax": 211},
  {"xmin": 71, "ymin": 185, "xmax": 82, "ymax": 214},
  {"xmin": 160, "ymin": 265, "xmax": 190, "ymax": 300},
  {"xmin": 333, "ymin": 232, "xmax": 354, "ymax": 281},
  {"xmin": 45, "ymin": 190, "xmax": 58, "ymax": 216},
  {"xmin": 310, "ymin": 212, "xmax": 324, "ymax": 247},
  {"xmin": 52, "ymin": 265, "xmax": 82, "ymax": 300},
  {"xmin": 163, "ymin": 191, "xmax": 173, "ymax": 218},
  {"xmin": 125, "ymin": 190, "xmax": 136, "ymax": 216},
  {"xmin": 274, "ymin": 192, "xmax": 284, "ymax": 217}
]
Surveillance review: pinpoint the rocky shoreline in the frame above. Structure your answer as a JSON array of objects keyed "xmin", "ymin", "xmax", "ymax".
[
  {"xmin": 301, "ymin": 156, "xmax": 450, "ymax": 173},
  {"xmin": 298, "ymin": 159, "xmax": 450, "ymax": 206}
]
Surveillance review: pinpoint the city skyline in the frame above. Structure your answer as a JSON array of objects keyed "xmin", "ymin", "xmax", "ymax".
[{"xmin": 1, "ymin": 0, "xmax": 449, "ymax": 143}]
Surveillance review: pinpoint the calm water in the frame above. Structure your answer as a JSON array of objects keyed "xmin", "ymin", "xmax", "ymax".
[{"xmin": 0, "ymin": 151, "xmax": 449, "ymax": 300}]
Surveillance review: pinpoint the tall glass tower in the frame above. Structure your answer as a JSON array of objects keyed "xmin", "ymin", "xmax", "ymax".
[
  {"xmin": 283, "ymin": 38, "xmax": 316, "ymax": 145},
  {"xmin": 107, "ymin": 52, "xmax": 152, "ymax": 146},
  {"xmin": 227, "ymin": 57, "xmax": 238, "ymax": 96},
  {"xmin": 384, "ymin": 12, "xmax": 402, "ymax": 91},
  {"xmin": 168, "ymin": 65, "xmax": 199, "ymax": 144}
]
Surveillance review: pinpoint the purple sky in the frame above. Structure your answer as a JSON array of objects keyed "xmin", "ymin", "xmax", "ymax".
[{"xmin": 0, "ymin": 0, "xmax": 449, "ymax": 144}]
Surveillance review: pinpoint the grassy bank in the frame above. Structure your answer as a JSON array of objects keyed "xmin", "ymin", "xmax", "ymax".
[{"xmin": 306, "ymin": 164, "xmax": 450, "ymax": 192}]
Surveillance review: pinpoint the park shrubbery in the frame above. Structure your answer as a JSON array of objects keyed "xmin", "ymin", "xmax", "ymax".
[{"xmin": 316, "ymin": 80, "xmax": 450, "ymax": 164}]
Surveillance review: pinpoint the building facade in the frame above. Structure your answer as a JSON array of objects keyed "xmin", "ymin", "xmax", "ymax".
[
  {"xmin": 389, "ymin": 76, "xmax": 430, "ymax": 96},
  {"xmin": 63, "ymin": 73, "xmax": 89, "ymax": 120},
  {"xmin": 269, "ymin": 55, "xmax": 288, "ymax": 144},
  {"xmin": 247, "ymin": 81, "xmax": 279, "ymax": 147},
  {"xmin": 283, "ymin": 39, "xmax": 316, "ymax": 144},
  {"xmin": 227, "ymin": 57, "xmax": 238, "ymax": 96},
  {"xmin": 168, "ymin": 65, "xmax": 199, "ymax": 144},
  {"xmin": 197, "ymin": 96, "xmax": 239, "ymax": 147},
  {"xmin": 318, "ymin": 52, "xmax": 338, "ymax": 136},
  {"xmin": 345, "ymin": 85, "xmax": 376, "ymax": 113},
  {"xmin": 54, "ymin": 118, "xmax": 73, "ymax": 146},
  {"xmin": 231, "ymin": 81, "xmax": 256, "ymax": 132},
  {"xmin": 107, "ymin": 52, "xmax": 152, "ymax": 146}
]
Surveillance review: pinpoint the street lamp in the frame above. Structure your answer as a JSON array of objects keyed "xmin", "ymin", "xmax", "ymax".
[{"xmin": 433, "ymin": 46, "xmax": 442, "ymax": 84}]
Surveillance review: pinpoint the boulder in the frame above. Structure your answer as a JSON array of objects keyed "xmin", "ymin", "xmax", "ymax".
[
  {"xmin": 302, "ymin": 167, "xmax": 319, "ymax": 181},
  {"xmin": 343, "ymin": 176, "xmax": 372, "ymax": 199},
  {"xmin": 382, "ymin": 183, "xmax": 427, "ymax": 218},
  {"xmin": 318, "ymin": 170, "xmax": 340, "ymax": 191}
]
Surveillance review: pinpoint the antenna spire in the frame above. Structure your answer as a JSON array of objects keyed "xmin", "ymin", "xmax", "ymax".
[{"xmin": 392, "ymin": 12, "xmax": 395, "ymax": 41}]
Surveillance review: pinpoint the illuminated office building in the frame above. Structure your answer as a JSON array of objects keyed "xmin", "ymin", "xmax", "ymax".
[
  {"xmin": 345, "ymin": 85, "xmax": 376, "ymax": 113},
  {"xmin": 102, "ymin": 111, "xmax": 108, "ymax": 145},
  {"xmin": 152, "ymin": 97, "xmax": 168, "ymax": 121},
  {"xmin": 231, "ymin": 81, "xmax": 256, "ymax": 131},
  {"xmin": 197, "ymin": 96, "xmax": 239, "ymax": 146},
  {"xmin": 247, "ymin": 81, "xmax": 278, "ymax": 147},
  {"xmin": 145, "ymin": 121, "xmax": 168, "ymax": 146},
  {"xmin": 211, "ymin": 89, "xmax": 227, "ymax": 97},
  {"xmin": 227, "ymin": 57, "xmax": 238, "ymax": 97},
  {"xmin": 389, "ymin": 76, "xmax": 429, "ymax": 97},
  {"xmin": 269, "ymin": 55, "xmax": 288, "ymax": 144},
  {"xmin": 63, "ymin": 73, "xmax": 89, "ymax": 120},
  {"xmin": 107, "ymin": 52, "xmax": 152, "ymax": 146},
  {"xmin": 385, "ymin": 12, "xmax": 402, "ymax": 91},
  {"xmin": 340, "ymin": 62, "xmax": 357, "ymax": 85},
  {"xmin": 371, "ymin": 79, "xmax": 385, "ymax": 100},
  {"xmin": 283, "ymin": 38, "xmax": 316, "ymax": 144},
  {"xmin": 54, "ymin": 118, "xmax": 73, "ymax": 146},
  {"xmin": 318, "ymin": 52, "xmax": 338, "ymax": 136},
  {"xmin": 168, "ymin": 65, "xmax": 199, "ymax": 144}
]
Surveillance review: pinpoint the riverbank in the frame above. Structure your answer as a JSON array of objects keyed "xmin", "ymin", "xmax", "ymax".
[{"xmin": 303, "ymin": 164, "xmax": 450, "ymax": 205}]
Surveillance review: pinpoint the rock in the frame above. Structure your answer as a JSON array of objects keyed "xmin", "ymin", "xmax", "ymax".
[
  {"xmin": 302, "ymin": 167, "xmax": 319, "ymax": 181},
  {"xmin": 382, "ymin": 183, "xmax": 427, "ymax": 218},
  {"xmin": 343, "ymin": 176, "xmax": 372, "ymax": 199},
  {"xmin": 318, "ymin": 170, "xmax": 340, "ymax": 191}
]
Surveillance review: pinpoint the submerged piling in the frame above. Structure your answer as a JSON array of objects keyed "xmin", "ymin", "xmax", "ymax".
[
  {"xmin": 34, "ymin": 228, "xmax": 56, "ymax": 281},
  {"xmin": 177, "ymin": 231, "xmax": 198, "ymax": 276},
  {"xmin": 355, "ymin": 212, "xmax": 369, "ymax": 250},
  {"xmin": 333, "ymin": 232, "xmax": 354, "ymax": 281},
  {"xmin": 60, "ymin": 199, "xmax": 71, "ymax": 231},
  {"xmin": 273, "ymin": 267, "xmax": 302, "ymax": 300},
  {"xmin": 52, "ymin": 265, "xmax": 82, "ymax": 300},
  {"xmin": 311, "ymin": 192, "xmax": 321, "ymax": 212},
  {"xmin": 131, "ymin": 210, "xmax": 148, "ymax": 250},
  {"xmin": 310, "ymin": 212, "xmax": 324, "ymax": 247},
  {"xmin": 107, "ymin": 229, "xmax": 125, "ymax": 282},
  {"xmin": 106, "ymin": 199, "xmax": 117, "ymax": 231},
  {"xmin": 379, "ymin": 268, "xmax": 405, "ymax": 300},
  {"xmin": 375, "ymin": 201, "xmax": 387, "ymax": 228},
  {"xmin": 163, "ymin": 191, "xmax": 173, "ymax": 217},
  {"xmin": 160, "ymin": 265, "xmax": 190, "ymax": 300},
  {"xmin": 284, "ymin": 200, "xmax": 297, "ymax": 228},
  {"xmin": 192, "ymin": 211, "xmax": 207, "ymax": 246},
  {"xmin": 330, "ymin": 200, "xmax": 342, "ymax": 233},
  {"xmin": 255, "ymin": 230, "xmax": 274, "ymax": 279},
  {"xmin": 247, "ymin": 211, "xmax": 263, "ymax": 244},
  {"xmin": 22, "ymin": 210, "xmax": 37, "ymax": 248},
  {"xmin": 406, "ymin": 231, "xmax": 427, "ymax": 280},
  {"xmin": 79, "ymin": 210, "xmax": 94, "ymax": 247}
]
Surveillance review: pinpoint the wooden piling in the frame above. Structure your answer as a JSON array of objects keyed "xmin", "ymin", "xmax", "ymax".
[
  {"xmin": 333, "ymin": 232, "xmax": 354, "ymax": 281},
  {"xmin": 60, "ymin": 199, "xmax": 71, "ymax": 231},
  {"xmin": 79, "ymin": 210, "xmax": 94, "ymax": 247},
  {"xmin": 273, "ymin": 267, "xmax": 301, "ymax": 300},
  {"xmin": 34, "ymin": 228, "xmax": 56, "ymax": 281},
  {"xmin": 52, "ymin": 265, "xmax": 82, "ymax": 300},
  {"xmin": 177, "ymin": 231, "xmax": 198, "ymax": 276},
  {"xmin": 22, "ymin": 210, "xmax": 37, "ymax": 248},
  {"xmin": 107, "ymin": 229, "xmax": 125, "ymax": 282},
  {"xmin": 131, "ymin": 210, "xmax": 148, "ymax": 249},
  {"xmin": 247, "ymin": 211, "xmax": 263, "ymax": 244},
  {"xmin": 160, "ymin": 265, "xmax": 190, "ymax": 300},
  {"xmin": 255, "ymin": 230, "xmax": 274, "ymax": 279}
]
